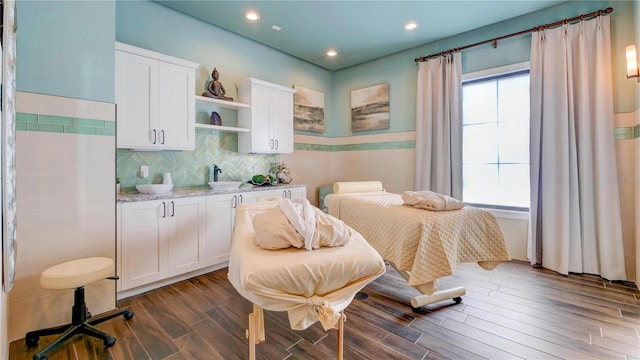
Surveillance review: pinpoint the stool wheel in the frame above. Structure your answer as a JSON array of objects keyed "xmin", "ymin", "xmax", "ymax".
[
  {"xmin": 33, "ymin": 354, "xmax": 47, "ymax": 360},
  {"xmin": 123, "ymin": 309, "xmax": 134, "ymax": 320},
  {"xmin": 25, "ymin": 334, "xmax": 39, "ymax": 348},
  {"xmin": 104, "ymin": 336, "xmax": 116, "ymax": 348}
]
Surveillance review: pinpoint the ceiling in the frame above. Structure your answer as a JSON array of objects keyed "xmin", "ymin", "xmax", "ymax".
[{"xmin": 157, "ymin": 0, "xmax": 568, "ymax": 71}]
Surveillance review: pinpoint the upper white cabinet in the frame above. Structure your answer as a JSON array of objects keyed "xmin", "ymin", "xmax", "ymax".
[
  {"xmin": 115, "ymin": 42, "xmax": 197, "ymax": 150},
  {"xmin": 237, "ymin": 78, "xmax": 296, "ymax": 154}
]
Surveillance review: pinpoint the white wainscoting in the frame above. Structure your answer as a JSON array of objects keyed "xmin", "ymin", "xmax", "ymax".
[{"xmin": 8, "ymin": 92, "xmax": 116, "ymax": 341}]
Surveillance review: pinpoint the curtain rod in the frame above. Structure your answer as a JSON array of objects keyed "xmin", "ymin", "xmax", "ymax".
[{"xmin": 414, "ymin": 7, "xmax": 613, "ymax": 63}]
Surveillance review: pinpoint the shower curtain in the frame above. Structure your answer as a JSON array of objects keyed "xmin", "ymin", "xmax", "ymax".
[
  {"xmin": 415, "ymin": 52, "xmax": 462, "ymax": 198},
  {"xmin": 528, "ymin": 15, "xmax": 626, "ymax": 280}
]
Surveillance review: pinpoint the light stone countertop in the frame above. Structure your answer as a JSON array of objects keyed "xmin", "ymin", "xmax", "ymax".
[{"xmin": 117, "ymin": 183, "xmax": 307, "ymax": 203}]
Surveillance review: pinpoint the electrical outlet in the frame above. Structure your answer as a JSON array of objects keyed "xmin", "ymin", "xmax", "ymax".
[
  {"xmin": 253, "ymin": 165, "xmax": 260, "ymax": 174},
  {"xmin": 140, "ymin": 165, "xmax": 149, "ymax": 178}
]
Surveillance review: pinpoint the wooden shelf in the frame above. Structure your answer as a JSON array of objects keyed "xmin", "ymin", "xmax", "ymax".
[
  {"xmin": 195, "ymin": 123, "xmax": 249, "ymax": 133},
  {"xmin": 195, "ymin": 95, "xmax": 249, "ymax": 109}
]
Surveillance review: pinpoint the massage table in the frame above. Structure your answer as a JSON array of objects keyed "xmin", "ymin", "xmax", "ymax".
[
  {"xmin": 228, "ymin": 200, "xmax": 386, "ymax": 359},
  {"xmin": 325, "ymin": 181, "xmax": 511, "ymax": 310}
]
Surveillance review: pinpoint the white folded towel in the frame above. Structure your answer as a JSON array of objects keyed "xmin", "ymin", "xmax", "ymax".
[{"xmin": 401, "ymin": 190, "xmax": 465, "ymax": 211}]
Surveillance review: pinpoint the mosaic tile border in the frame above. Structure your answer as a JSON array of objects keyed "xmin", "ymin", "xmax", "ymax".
[
  {"xmin": 16, "ymin": 112, "xmax": 115, "ymax": 136},
  {"xmin": 295, "ymin": 140, "xmax": 416, "ymax": 152},
  {"xmin": 613, "ymin": 124, "xmax": 640, "ymax": 140}
]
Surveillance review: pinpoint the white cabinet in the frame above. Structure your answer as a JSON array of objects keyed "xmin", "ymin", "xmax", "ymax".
[
  {"xmin": 205, "ymin": 193, "xmax": 235, "ymax": 266},
  {"xmin": 237, "ymin": 78, "xmax": 295, "ymax": 154},
  {"xmin": 118, "ymin": 186, "xmax": 307, "ymax": 292},
  {"xmin": 205, "ymin": 192, "xmax": 258, "ymax": 266},
  {"xmin": 115, "ymin": 42, "xmax": 197, "ymax": 150},
  {"xmin": 119, "ymin": 197, "xmax": 206, "ymax": 290}
]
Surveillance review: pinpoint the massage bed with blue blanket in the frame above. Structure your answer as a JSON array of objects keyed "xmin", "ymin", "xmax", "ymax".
[
  {"xmin": 228, "ymin": 199, "xmax": 386, "ymax": 359},
  {"xmin": 325, "ymin": 181, "xmax": 511, "ymax": 310}
]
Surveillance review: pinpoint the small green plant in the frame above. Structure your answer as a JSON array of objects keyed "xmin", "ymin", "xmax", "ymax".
[{"xmin": 116, "ymin": 177, "xmax": 121, "ymax": 184}]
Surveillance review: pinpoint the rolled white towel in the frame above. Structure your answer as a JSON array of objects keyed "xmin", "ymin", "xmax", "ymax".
[
  {"xmin": 333, "ymin": 181, "xmax": 383, "ymax": 194},
  {"xmin": 402, "ymin": 190, "xmax": 465, "ymax": 211}
]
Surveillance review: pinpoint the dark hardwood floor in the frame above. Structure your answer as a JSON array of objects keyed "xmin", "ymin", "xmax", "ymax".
[{"xmin": 10, "ymin": 260, "xmax": 640, "ymax": 360}]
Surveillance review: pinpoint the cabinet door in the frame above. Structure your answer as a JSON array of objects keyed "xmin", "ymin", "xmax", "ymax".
[
  {"xmin": 115, "ymin": 51, "xmax": 159, "ymax": 149},
  {"xmin": 120, "ymin": 200, "xmax": 168, "ymax": 290},
  {"xmin": 250, "ymin": 85, "xmax": 274, "ymax": 153},
  {"xmin": 167, "ymin": 197, "xmax": 206, "ymax": 276},
  {"xmin": 206, "ymin": 193, "xmax": 236, "ymax": 266},
  {"xmin": 272, "ymin": 90, "xmax": 294, "ymax": 154},
  {"xmin": 158, "ymin": 62, "xmax": 195, "ymax": 150},
  {"xmin": 289, "ymin": 187, "xmax": 307, "ymax": 200}
]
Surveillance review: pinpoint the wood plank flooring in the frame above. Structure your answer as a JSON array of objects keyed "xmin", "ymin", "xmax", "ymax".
[{"xmin": 10, "ymin": 261, "xmax": 640, "ymax": 359}]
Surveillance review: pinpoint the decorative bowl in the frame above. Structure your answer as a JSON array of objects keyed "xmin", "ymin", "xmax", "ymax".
[
  {"xmin": 135, "ymin": 184, "xmax": 173, "ymax": 194},
  {"xmin": 248, "ymin": 180, "xmax": 278, "ymax": 186},
  {"xmin": 208, "ymin": 181, "xmax": 243, "ymax": 191}
]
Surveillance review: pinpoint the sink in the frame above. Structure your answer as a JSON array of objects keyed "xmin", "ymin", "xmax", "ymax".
[
  {"xmin": 136, "ymin": 184, "xmax": 173, "ymax": 194},
  {"xmin": 208, "ymin": 181, "xmax": 243, "ymax": 191}
]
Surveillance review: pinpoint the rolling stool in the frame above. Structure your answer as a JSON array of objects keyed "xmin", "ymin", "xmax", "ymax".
[{"xmin": 25, "ymin": 257, "xmax": 134, "ymax": 360}]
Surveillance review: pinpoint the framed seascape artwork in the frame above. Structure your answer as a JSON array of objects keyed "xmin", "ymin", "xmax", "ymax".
[
  {"xmin": 350, "ymin": 83, "xmax": 389, "ymax": 132},
  {"xmin": 293, "ymin": 85, "xmax": 325, "ymax": 133}
]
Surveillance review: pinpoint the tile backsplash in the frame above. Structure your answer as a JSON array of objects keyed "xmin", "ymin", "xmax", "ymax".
[{"xmin": 117, "ymin": 128, "xmax": 277, "ymax": 191}]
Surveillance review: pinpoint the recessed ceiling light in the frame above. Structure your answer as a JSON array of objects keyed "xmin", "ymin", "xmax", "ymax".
[
  {"xmin": 327, "ymin": 49, "xmax": 338, "ymax": 57},
  {"xmin": 271, "ymin": 25, "xmax": 282, "ymax": 31},
  {"xmin": 245, "ymin": 11, "xmax": 260, "ymax": 21},
  {"xmin": 405, "ymin": 22, "xmax": 418, "ymax": 30}
]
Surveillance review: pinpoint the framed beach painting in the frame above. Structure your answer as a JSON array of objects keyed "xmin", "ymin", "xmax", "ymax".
[
  {"xmin": 350, "ymin": 83, "xmax": 389, "ymax": 132},
  {"xmin": 293, "ymin": 85, "xmax": 325, "ymax": 133}
]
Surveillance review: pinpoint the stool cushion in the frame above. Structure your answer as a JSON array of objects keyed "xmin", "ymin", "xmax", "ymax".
[{"xmin": 41, "ymin": 257, "xmax": 114, "ymax": 290}]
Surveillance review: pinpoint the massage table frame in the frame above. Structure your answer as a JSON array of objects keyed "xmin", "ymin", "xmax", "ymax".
[
  {"xmin": 245, "ymin": 304, "xmax": 346, "ymax": 360},
  {"xmin": 388, "ymin": 261, "xmax": 465, "ymax": 310},
  {"xmin": 326, "ymin": 183, "xmax": 509, "ymax": 311}
]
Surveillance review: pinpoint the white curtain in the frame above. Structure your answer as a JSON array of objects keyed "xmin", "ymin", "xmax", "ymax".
[
  {"xmin": 415, "ymin": 52, "xmax": 462, "ymax": 198},
  {"xmin": 529, "ymin": 15, "xmax": 626, "ymax": 280}
]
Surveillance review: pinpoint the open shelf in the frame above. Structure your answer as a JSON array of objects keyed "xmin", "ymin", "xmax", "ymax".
[
  {"xmin": 195, "ymin": 123, "xmax": 250, "ymax": 133},
  {"xmin": 195, "ymin": 95, "xmax": 249, "ymax": 109}
]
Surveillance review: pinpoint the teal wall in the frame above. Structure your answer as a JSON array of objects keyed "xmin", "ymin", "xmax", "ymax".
[
  {"xmin": 16, "ymin": 1, "xmax": 116, "ymax": 103},
  {"xmin": 114, "ymin": 0, "xmax": 333, "ymax": 188},
  {"xmin": 330, "ymin": 0, "xmax": 636, "ymax": 137},
  {"xmin": 116, "ymin": 0, "xmax": 332, "ymax": 132},
  {"xmin": 15, "ymin": 0, "xmax": 636, "ymax": 187}
]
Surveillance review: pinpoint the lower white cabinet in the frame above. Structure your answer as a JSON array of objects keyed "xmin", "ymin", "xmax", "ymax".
[
  {"xmin": 205, "ymin": 191, "xmax": 262, "ymax": 266},
  {"xmin": 205, "ymin": 193, "xmax": 236, "ymax": 266},
  {"xmin": 118, "ymin": 186, "xmax": 306, "ymax": 293},
  {"xmin": 119, "ymin": 196, "xmax": 206, "ymax": 291}
]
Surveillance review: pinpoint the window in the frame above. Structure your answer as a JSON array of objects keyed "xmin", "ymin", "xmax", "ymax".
[{"xmin": 462, "ymin": 64, "xmax": 530, "ymax": 210}]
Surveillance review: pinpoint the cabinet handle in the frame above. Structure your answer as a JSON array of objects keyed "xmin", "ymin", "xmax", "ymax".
[
  {"xmin": 275, "ymin": 139, "xmax": 279, "ymax": 150},
  {"xmin": 170, "ymin": 201, "xmax": 175, "ymax": 217},
  {"xmin": 288, "ymin": 190, "xmax": 292, "ymax": 198},
  {"xmin": 270, "ymin": 139, "xmax": 274, "ymax": 150},
  {"xmin": 232, "ymin": 195, "xmax": 237, "ymax": 209},
  {"xmin": 161, "ymin": 130, "xmax": 165, "ymax": 144},
  {"xmin": 161, "ymin": 201, "xmax": 166, "ymax": 218},
  {"xmin": 239, "ymin": 194, "xmax": 243, "ymax": 203},
  {"xmin": 283, "ymin": 190, "xmax": 288, "ymax": 199},
  {"xmin": 152, "ymin": 129, "xmax": 157, "ymax": 144}
]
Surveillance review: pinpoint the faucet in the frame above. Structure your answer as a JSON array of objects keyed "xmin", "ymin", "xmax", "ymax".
[{"xmin": 213, "ymin": 164, "xmax": 222, "ymax": 182}]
